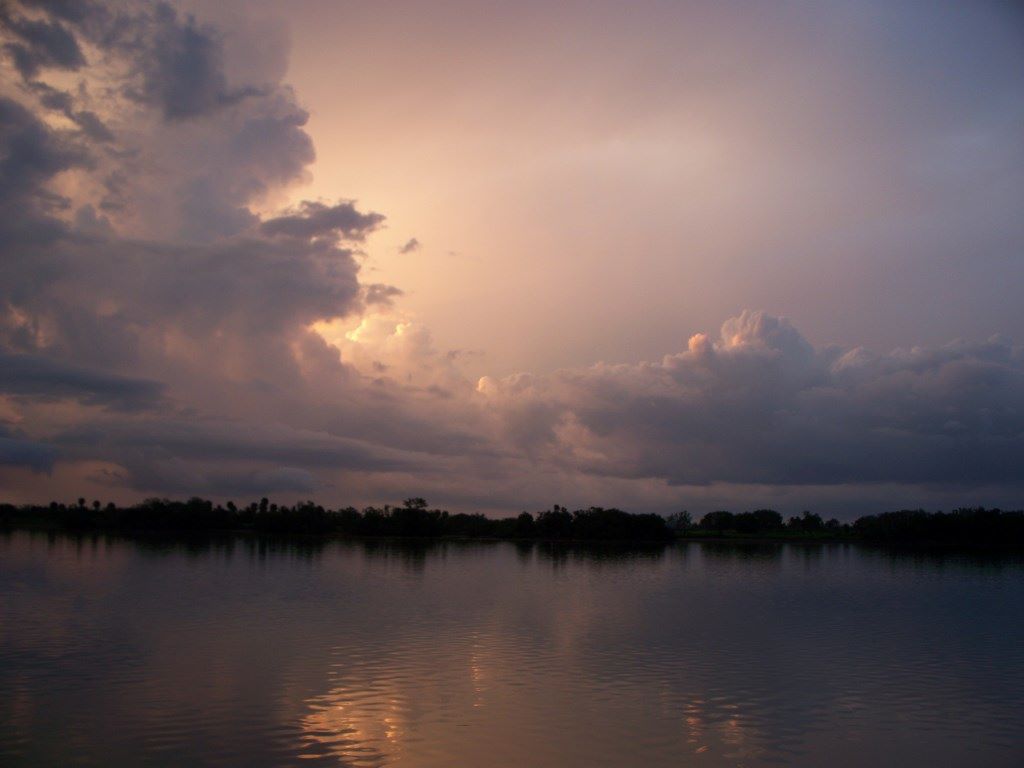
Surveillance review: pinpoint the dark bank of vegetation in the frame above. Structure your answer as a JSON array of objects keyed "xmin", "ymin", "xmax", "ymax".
[
  {"xmin": 670, "ymin": 507, "xmax": 1024, "ymax": 550},
  {"xmin": 1, "ymin": 498, "xmax": 1022, "ymax": 550},
  {"xmin": 0, "ymin": 498, "xmax": 673, "ymax": 542}
]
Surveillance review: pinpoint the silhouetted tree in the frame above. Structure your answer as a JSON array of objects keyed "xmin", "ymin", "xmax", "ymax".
[
  {"xmin": 667, "ymin": 511, "xmax": 693, "ymax": 531},
  {"xmin": 788, "ymin": 510, "xmax": 824, "ymax": 532},
  {"xmin": 735, "ymin": 509, "xmax": 783, "ymax": 533},
  {"xmin": 700, "ymin": 511, "xmax": 736, "ymax": 532}
]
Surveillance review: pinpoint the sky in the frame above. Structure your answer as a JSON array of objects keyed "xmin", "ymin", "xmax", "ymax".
[{"xmin": 1, "ymin": 0, "xmax": 1022, "ymax": 517}]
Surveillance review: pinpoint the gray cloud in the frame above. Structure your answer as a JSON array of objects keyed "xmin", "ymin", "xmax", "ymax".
[
  {"xmin": 0, "ymin": 8, "xmax": 85, "ymax": 79},
  {"xmin": 2, "ymin": 0, "xmax": 317, "ymax": 242},
  {"xmin": 0, "ymin": 96, "xmax": 88, "ymax": 213},
  {"xmin": 63, "ymin": 420, "xmax": 418, "ymax": 471},
  {"xmin": 364, "ymin": 283, "xmax": 404, "ymax": 307},
  {"xmin": 399, "ymin": 237, "xmax": 420, "ymax": 254},
  {"xmin": 261, "ymin": 201, "xmax": 385, "ymax": 242},
  {"xmin": 71, "ymin": 110, "xmax": 114, "ymax": 143},
  {"xmin": 119, "ymin": 464, "xmax": 322, "ymax": 497},
  {"xmin": 481, "ymin": 311, "xmax": 1024, "ymax": 489},
  {"xmin": 0, "ymin": 352, "xmax": 163, "ymax": 410},
  {"xmin": 0, "ymin": 434, "xmax": 56, "ymax": 472},
  {"xmin": 19, "ymin": 0, "xmax": 104, "ymax": 26},
  {"xmin": 51, "ymin": 419, "xmax": 427, "ymax": 497},
  {"xmin": 133, "ymin": 3, "xmax": 257, "ymax": 120},
  {"xmin": 0, "ymin": 0, "xmax": 395, "ymax": 496}
]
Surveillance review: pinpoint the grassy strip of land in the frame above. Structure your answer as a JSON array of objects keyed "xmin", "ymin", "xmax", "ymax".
[{"xmin": 2, "ymin": 498, "xmax": 1023, "ymax": 549}]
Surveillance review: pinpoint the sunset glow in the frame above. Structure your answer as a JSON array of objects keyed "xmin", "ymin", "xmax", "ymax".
[{"xmin": 1, "ymin": 0, "xmax": 1022, "ymax": 516}]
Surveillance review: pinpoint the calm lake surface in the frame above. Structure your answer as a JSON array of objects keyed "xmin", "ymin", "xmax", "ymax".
[{"xmin": 1, "ymin": 531, "xmax": 1022, "ymax": 767}]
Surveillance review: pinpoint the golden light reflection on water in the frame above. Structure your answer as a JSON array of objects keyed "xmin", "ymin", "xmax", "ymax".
[
  {"xmin": 293, "ymin": 633, "xmax": 771, "ymax": 767},
  {"xmin": 299, "ymin": 684, "xmax": 406, "ymax": 766},
  {"xmin": 296, "ymin": 643, "xmax": 491, "ymax": 766},
  {"xmin": 682, "ymin": 697, "xmax": 763, "ymax": 765}
]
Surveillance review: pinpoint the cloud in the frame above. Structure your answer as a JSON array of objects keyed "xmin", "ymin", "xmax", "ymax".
[
  {"xmin": 18, "ymin": 0, "xmax": 99, "ymax": 24},
  {"xmin": 44, "ymin": 418, "xmax": 435, "ymax": 497},
  {"xmin": 71, "ymin": 110, "xmax": 114, "ymax": 143},
  {"xmin": 0, "ymin": 434, "xmax": 56, "ymax": 472},
  {"xmin": 132, "ymin": 4, "xmax": 258, "ymax": 120},
  {"xmin": 261, "ymin": 201, "xmax": 385, "ymax": 242},
  {"xmin": 0, "ymin": 0, "xmax": 1020, "ymax": 515},
  {"xmin": 399, "ymin": 237, "xmax": 420, "ymax": 254},
  {"xmin": 0, "ymin": 1, "xmax": 396, "ymax": 492},
  {"xmin": 1, "ymin": 0, "xmax": 318, "ymax": 243},
  {"xmin": 478, "ymin": 311, "xmax": 1024, "ymax": 489},
  {"xmin": 0, "ymin": 8, "xmax": 85, "ymax": 79},
  {"xmin": 60, "ymin": 420, "xmax": 420, "ymax": 471},
  {"xmin": 147, "ymin": 465, "xmax": 321, "ymax": 497},
  {"xmin": 0, "ymin": 352, "xmax": 163, "ymax": 410},
  {"xmin": 364, "ymin": 284, "xmax": 404, "ymax": 307},
  {"xmin": 0, "ymin": 96, "xmax": 89, "ymax": 213}
]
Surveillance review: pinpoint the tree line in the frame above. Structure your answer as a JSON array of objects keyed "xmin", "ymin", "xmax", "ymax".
[
  {"xmin": 0, "ymin": 498, "xmax": 672, "ymax": 541},
  {"xmin": 668, "ymin": 507, "xmax": 1024, "ymax": 548},
  {"xmin": 1, "ymin": 497, "xmax": 1022, "ymax": 548}
]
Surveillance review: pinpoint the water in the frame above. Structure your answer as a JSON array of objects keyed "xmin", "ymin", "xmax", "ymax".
[{"xmin": 1, "ymin": 532, "xmax": 1022, "ymax": 767}]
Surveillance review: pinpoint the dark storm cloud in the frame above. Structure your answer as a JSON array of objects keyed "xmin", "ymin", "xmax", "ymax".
[
  {"xmin": 0, "ymin": 0, "xmax": 365, "ymax": 367},
  {"xmin": 0, "ymin": 214, "xmax": 365, "ymax": 379},
  {"xmin": 22, "ymin": 81, "xmax": 113, "ymax": 148},
  {"xmin": 0, "ymin": 352, "xmax": 163, "ymax": 410},
  {"xmin": 0, "ymin": 7, "xmax": 85, "ymax": 79},
  {"xmin": 0, "ymin": 1, "xmax": 413, "ymax": 504},
  {"xmin": 133, "ymin": 422, "xmax": 415, "ymax": 471},
  {"xmin": 49, "ymin": 421, "xmax": 425, "ymax": 499},
  {"xmin": 19, "ymin": 0, "xmax": 103, "ymax": 26},
  {"xmin": 29, "ymin": 81, "xmax": 73, "ymax": 111},
  {"xmin": 70, "ymin": 110, "xmax": 114, "ymax": 143},
  {"xmin": 0, "ymin": 434, "xmax": 55, "ymax": 472},
  {"xmin": 483, "ymin": 312, "xmax": 1024, "ymax": 489},
  {"xmin": 2, "ymin": 0, "xmax": 317, "ymax": 242},
  {"xmin": 0, "ymin": 96, "xmax": 88, "ymax": 211},
  {"xmin": 4, "ymin": 0, "xmax": 252, "ymax": 121},
  {"xmin": 96, "ymin": 233, "xmax": 361, "ymax": 338},
  {"xmin": 171, "ymin": 94, "xmax": 316, "ymax": 241},
  {"xmin": 0, "ymin": 0, "xmax": 395, "ymax": 497},
  {"xmin": 116, "ymin": 463, "xmax": 322, "ymax": 497},
  {"xmin": 261, "ymin": 201, "xmax": 385, "ymax": 242},
  {"xmin": 132, "ymin": 3, "xmax": 259, "ymax": 120}
]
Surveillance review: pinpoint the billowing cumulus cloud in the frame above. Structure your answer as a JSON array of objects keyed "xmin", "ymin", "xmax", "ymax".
[
  {"xmin": 0, "ymin": 0, "xmax": 1021, "ymax": 516},
  {"xmin": 478, "ymin": 311, "xmax": 1024, "ymax": 490},
  {"xmin": 0, "ymin": 0, "xmax": 405, "ymax": 496}
]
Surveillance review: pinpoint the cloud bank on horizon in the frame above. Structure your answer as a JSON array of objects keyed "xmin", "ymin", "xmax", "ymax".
[{"xmin": 0, "ymin": 0, "xmax": 1022, "ymax": 516}]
